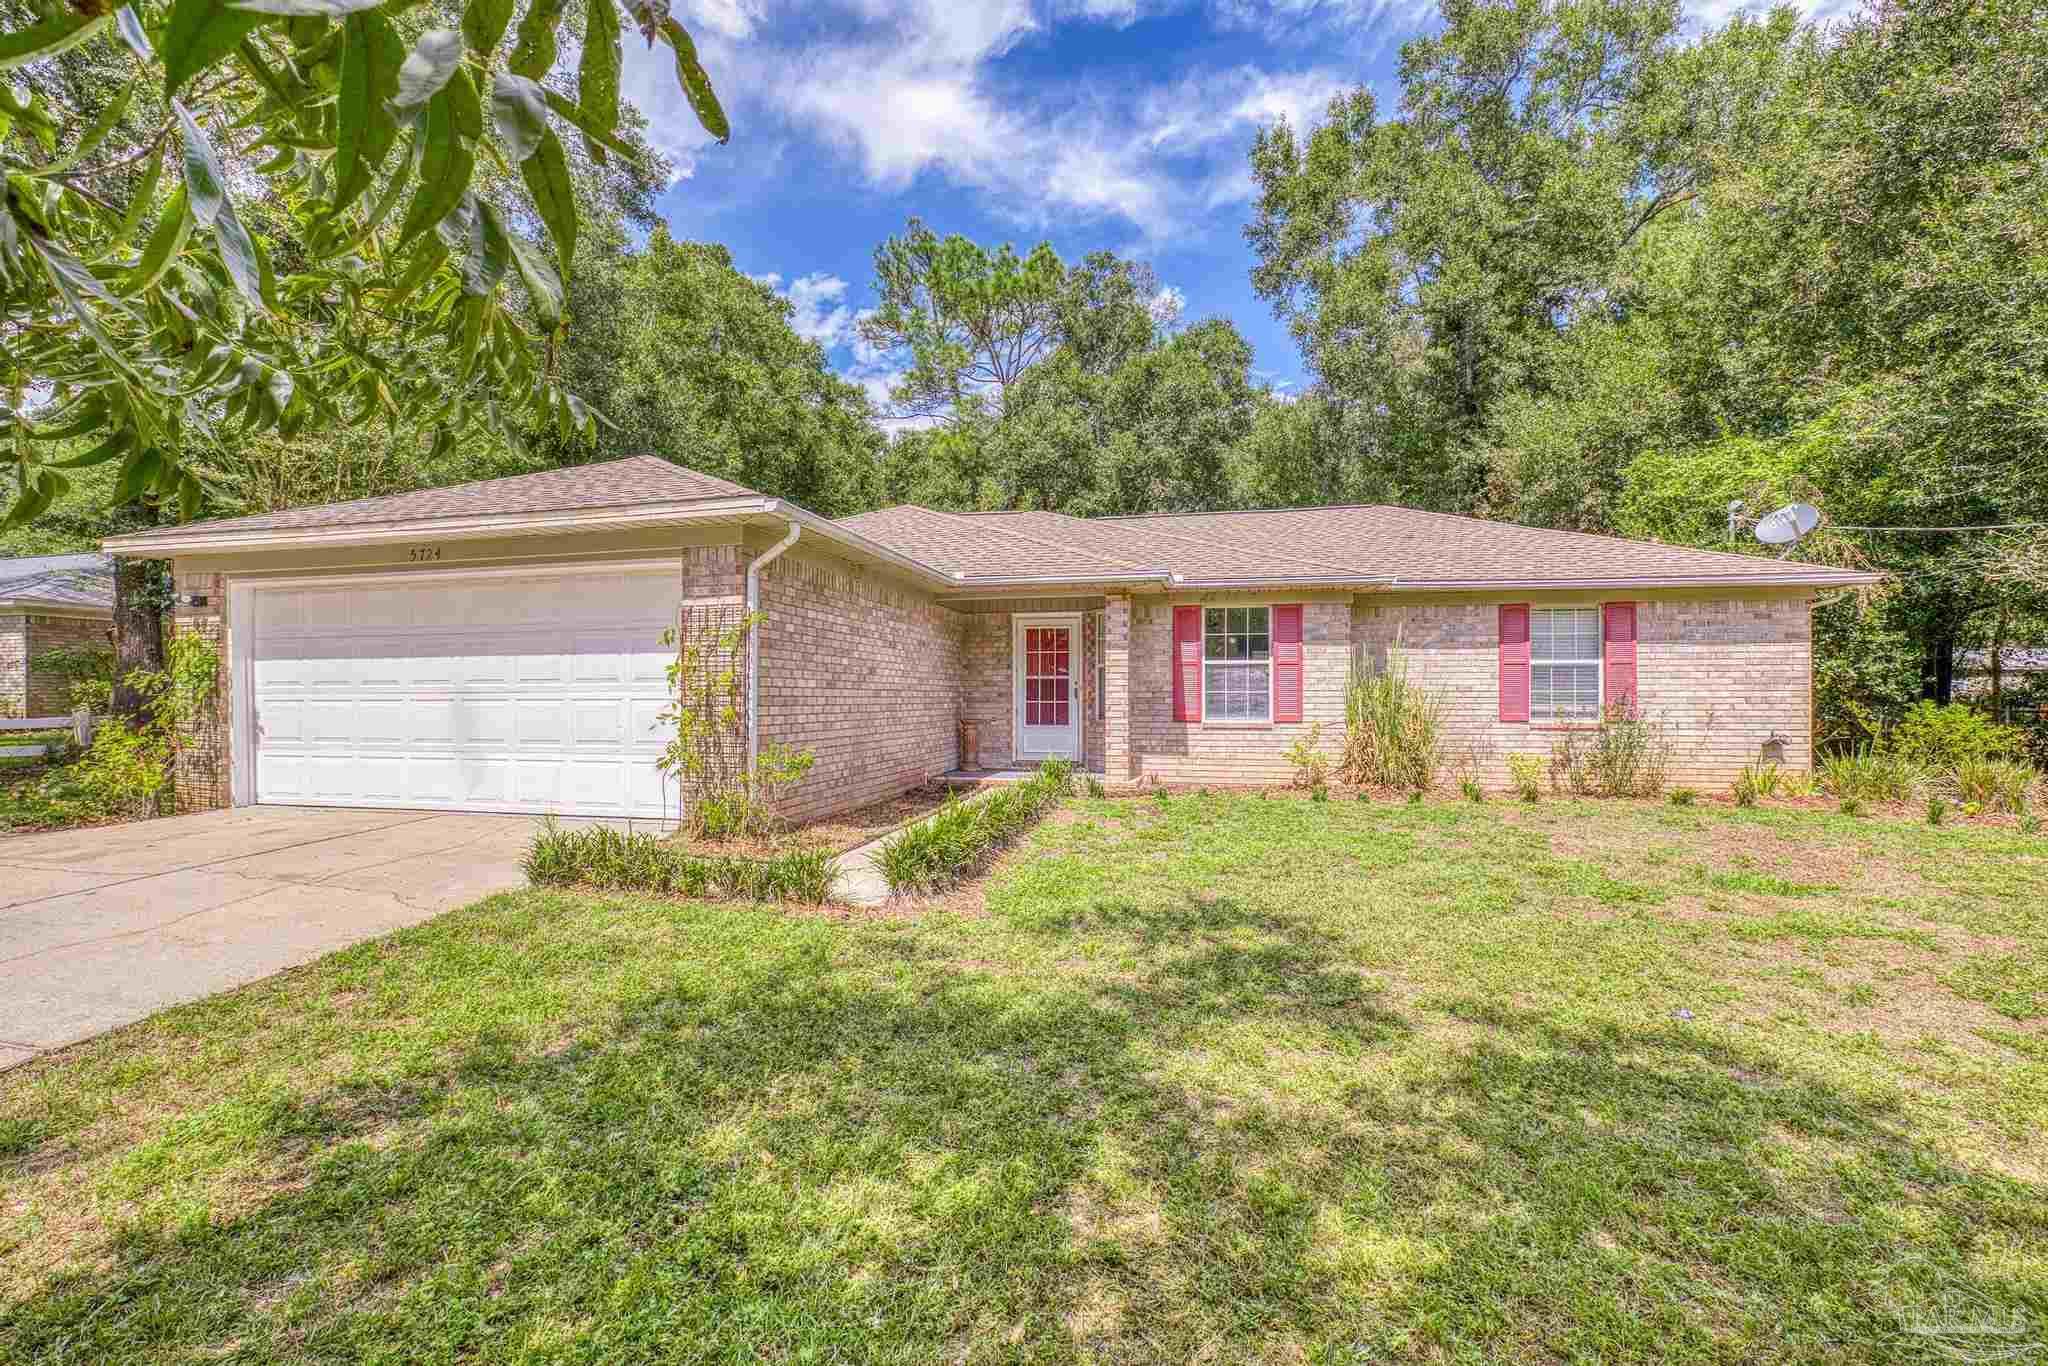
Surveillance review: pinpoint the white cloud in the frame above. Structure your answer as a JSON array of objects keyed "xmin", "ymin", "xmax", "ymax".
[{"xmin": 1148, "ymin": 284, "xmax": 1187, "ymax": 325}]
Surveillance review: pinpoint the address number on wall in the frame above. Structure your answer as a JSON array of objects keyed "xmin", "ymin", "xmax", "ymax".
[{"xmin": 407, "ymin": 547, "xmax": 443, "ymax": 563}]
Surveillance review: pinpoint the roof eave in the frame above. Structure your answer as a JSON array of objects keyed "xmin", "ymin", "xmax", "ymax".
[
  {"xmin": 1386, "ymin": 572, "xmax": 1883, "ymax": 591},
  {"xmin": 0, "ymin": 597, "xmax": 113, "ymax": 616}
]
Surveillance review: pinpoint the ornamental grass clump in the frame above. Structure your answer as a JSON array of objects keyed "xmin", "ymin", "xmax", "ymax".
[
  {"xmin": 1955, "ymin": 757, "xmax": 2035, "ymax": 815},
  {"xmin": 1820, "ymin": 746, "xmax": 1927, "ymax": 803},
  {"xmin": 876, "ymin": 759, "xmax": 1072, "ymax": 895},
  {"xmin": 524, "ymin": 821, "xmax": 836, "ymax": 905},
  {"xmin": 1342, "ymin": 657, "xmax": 1446, "ymax": 792}
]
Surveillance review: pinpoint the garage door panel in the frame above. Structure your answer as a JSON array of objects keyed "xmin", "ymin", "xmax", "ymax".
[{"xmin": 252, "ymin": 567, "xmax": 680, "ymax": 818}]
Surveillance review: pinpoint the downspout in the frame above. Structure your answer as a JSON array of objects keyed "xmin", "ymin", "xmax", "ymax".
[{"xmin": 745, "ymin": 522, "xmax": 801, "ymax": 775}]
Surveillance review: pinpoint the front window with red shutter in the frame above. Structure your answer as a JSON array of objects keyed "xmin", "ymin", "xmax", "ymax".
[
  {"xmin": 1202, "ymin": 606, "xmax": 1272, "ymax": 721},
  {"xmin": 1530, "ymin": 607, "xmax": 1602, "ymax": 721}
]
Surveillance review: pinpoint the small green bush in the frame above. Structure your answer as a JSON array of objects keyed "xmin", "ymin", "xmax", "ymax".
[
  {"xmin": 1506, "ymin": 753, "xmax": 1544, "ymax": 802},
  {"xmin": 1406, "ymin": 790, "xmax": 1423, "ymax": 806},
  {"xmin": 1548, "ymin": 702, "xmax": 1671, "ymax": 797},
  {"xmin": 1669, "ymin": 788, "xmax": 1696, "ymax": 807},
  {"xmin": 524, "ymin": 821, "xmax": 837, "ymax": 904},
  {"xmin": 1738, "ymin": 762, "xmax": 1782, "ymax": 799},
  {"xmin": 1955, "ymin": 757, "xmax": 2034, "ymax": 814},
  {"xmin": 1889, "ymin": 701, "xmax": 2028, "ymax": 770},
  {"xmin": 1925, "ymin": 796, "xmax": 1947, "ymax": 826},
  {"xmin": 1460, "ymin": 777, "xmax": 1484, "ymax": 803},
  {"xmin": 875, "ymin": 760, "xmax": 1070, "ymax": 896},
  {"xmin": 1732, "ymin": 772, "xmax": 1759, "ymax": 807},
  {"xmin": 1839, "ymin": 797, "xmax": 1864, "ymax": 817},
  {"xmin": 1284, "ymin": 722, "xmax": 1332, "ymax": 790},
  {"xmin": 1820, "ymin": 747, "xmax": 1926, "ymax": 802},
  {"xmin": 2020, "ymin": 811, "xmax": 2042, "ymax": 837},
  {"xmin": 1310, "ymin": 784, "xmax": 1329, "ymax": 803}
]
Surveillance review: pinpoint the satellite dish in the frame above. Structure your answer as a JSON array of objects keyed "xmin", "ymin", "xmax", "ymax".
[{"xmin": 1754, "ymin": 502, "xmax": 1821, "ymax": 547}]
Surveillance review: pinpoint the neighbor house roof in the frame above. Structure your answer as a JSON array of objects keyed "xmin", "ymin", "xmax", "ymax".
[
  {"xmin": 0, "ymin": 553, "xmax": 113, "ymax": 614},
  {"xmin": 103, "ymin": 455, "xmax": 1881, "ymax": 593}
]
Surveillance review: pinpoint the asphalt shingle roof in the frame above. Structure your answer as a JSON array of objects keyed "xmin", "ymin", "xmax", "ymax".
[{"xmin": 0, "ymin": 553, "xmax": 113, "ymax": 609}]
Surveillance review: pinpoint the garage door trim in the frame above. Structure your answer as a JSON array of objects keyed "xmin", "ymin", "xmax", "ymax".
[{"xmin": 228, "ymin": 557, "xmax": 681, "ymax": 811}]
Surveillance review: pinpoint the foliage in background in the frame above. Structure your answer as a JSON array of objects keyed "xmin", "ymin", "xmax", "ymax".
[
  {"xmin": 28, "ymin": 642, "xmax": 113, "ymax": 711},
  {"xmin": 43, "ymin": 631, "xmax": 217, "ymax": 821},
  {"xmin": 1887, "ymin": 701, "xmax": 2031, "ymax": 772},
  {"xmin": 1341, "ymin": 657, "xmax": 1444, "ymax": 792},
  {"xmin": 523, "ymin": 820, "xmax": 836, "ymax": 905}
]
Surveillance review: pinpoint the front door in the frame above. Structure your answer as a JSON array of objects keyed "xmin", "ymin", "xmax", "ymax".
[{"xmin": 1013, "ymin": 615, "xmax": 1080, "ymax": 761}]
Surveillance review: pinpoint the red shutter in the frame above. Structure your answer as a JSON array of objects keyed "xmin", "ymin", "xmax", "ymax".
[
  {"xmin": 1603, "ymin": 601, "xmax": 1638, "ymax": 712},
  {"xmin": 1273, "ymin": 604, "xmax": 1304, "ymax": 723},
  {"xmin": 1499, "ymin": 603, "xmax": 1531, "ymax": 723},
  {"xmin": 1172, "ymin": 606, "xmax": 1202, "ymax": 722}
]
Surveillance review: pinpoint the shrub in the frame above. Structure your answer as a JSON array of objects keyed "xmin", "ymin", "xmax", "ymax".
[
  {"xmin": 1548, "ymin": 702, "xmax": 1672, "ymax": 797},
  {"xmin": 1777, "ymin": 770, "xmax": 1819, "ymax": 799},
  {"xmin": 1737, "ymin": 762, "xmax": 1782, "ymax": 799},
  {"xmin": 1283, "ymin": 722, "xmax": 1332, "ymax": 790},
  {"xmin": 1310, "ymin": 784, "xmax": 1329, "ymax": 803},
  {"xmin": 1342, "ymin": 658, "xmax": 1445, "ymax": 792},
  {"xmin": 1926, "ymin": 797, "xmax": 1947, "ymax": 826},
  {"xmin": 1669, "ymin": 788, "xmax": 1696, "ymax": 807},
  {"xmin": 1406, "ymin": 790, "xmax": 1423, "ymax": 805},
  {"xmin": 63, "ymin": 634, "xmax": 220, "ymax": 821},
  {"xmin": 1506, "ymin": 753, "xmax": 1544, "ymax": 802},
  {"xmin": 2020, "ymin": 811, "xmax": 2042, "ymax": 837},
  {"xmin": 523, "ymin": 821, "xmax": 837, "ymax": 904},
  {"xmin": 1840, "ymin": 796, "xmax": 1864, "ymax": 817},
  {"xmin": 1732, "ymin": 773, "xmax": 1759, "ymax": 807},
  {"xmin": 1461, "ymin": 777, "xmax": 1484, "ymax": 803},
  {"xmin": 875, "ymin": 760, "xmax": 1070, "ymax": 895},
  {"xmin": 1820, "ymin": 746, "xmax": 1926, "ymax": 802},
  {"xmin": 1955, "ymin": 757, "xmax": 2034, "ymax": 814},
  {"xmin": 1086, "ymin": 778, "xmax": 1105, "ymax": 798},
  {"xmin": 1889, "ymin": 700, "xmax": 2029, "ymax": 771},
  {"xmin": 30, "ymin": 643, "xmax": 115, "ymax": 713}
]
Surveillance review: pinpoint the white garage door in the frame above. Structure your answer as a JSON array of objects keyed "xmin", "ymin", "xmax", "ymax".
[{"xmin": 248, "ymin": 566, "xmax": 680, "ymax": 818}]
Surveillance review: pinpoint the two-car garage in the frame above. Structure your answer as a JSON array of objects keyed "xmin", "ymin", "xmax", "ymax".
[{"xmin": 241, "ymin": 565, "xmax": 681, "ymax": 819}]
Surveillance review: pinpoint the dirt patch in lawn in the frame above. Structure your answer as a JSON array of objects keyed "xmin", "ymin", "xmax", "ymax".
[{"xmin": 664, "ymin": 783, "xmax": 956, "ymax": 859}]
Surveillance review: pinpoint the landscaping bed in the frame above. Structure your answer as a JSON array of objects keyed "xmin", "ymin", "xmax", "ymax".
[
  {"xmin": 4, "ymin": 793, "xmax": 2044, "ymax": 1361},
  {"xmin": 662, "ymin": 782, "xmax": 956, "ymax": 859}
]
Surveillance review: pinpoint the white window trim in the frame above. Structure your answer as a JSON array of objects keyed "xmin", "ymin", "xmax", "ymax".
[
  {"xmin": 1529, "ymin": 605, "xmax": 1604, "ymax": 725},
  {"xmin": 1199, "ymin": 602, "xmax": 1277, "ymax": 726},
  {"xmin": 1012, "ymin": 612, "xmax": 1082, "ymax": 760},
  {"xmin": 1091, "ymin": 609, "xmax": 1106, "ymax": 722}
]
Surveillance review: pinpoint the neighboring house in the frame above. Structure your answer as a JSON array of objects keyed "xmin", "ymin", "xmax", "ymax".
[
  {"xmin": 0, "ymin": 554, "xmax": 114, "ymax": 717},
  {"xmin": 102, "ymin": 456, "xmax": 1880, "ymax": 822},
  {"xmin": 1957, "ymin": 647, "xmax": 2048, "ymax": 722}
]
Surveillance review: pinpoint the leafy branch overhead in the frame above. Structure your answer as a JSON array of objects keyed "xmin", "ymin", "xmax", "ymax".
[{"xmin": 0, "ymin": 0, "xmax": 729, "ymax": 529}]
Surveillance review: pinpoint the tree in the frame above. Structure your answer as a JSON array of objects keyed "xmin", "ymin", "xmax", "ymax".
[
  {"xmin": 857, "ymin": 218, "xmax": 1067, "ymax": 422},
  {"xmin": 541, "ymin": 229, "xmax": 884, "ymax": 516}
]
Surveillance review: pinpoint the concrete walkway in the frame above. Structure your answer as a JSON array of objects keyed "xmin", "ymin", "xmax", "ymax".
[{"xmin": 0, "ymin": 807, "xmax": 544, "ymax": 1068}]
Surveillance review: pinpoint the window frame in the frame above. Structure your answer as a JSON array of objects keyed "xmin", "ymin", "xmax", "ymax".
[
  {"xmin": 1199, "ymin": 603, "xmax": 1276, "ymax": 726},
  {"xmin": 1528, "ymin": 605, "xmax": 1604, "ymax": 725}
]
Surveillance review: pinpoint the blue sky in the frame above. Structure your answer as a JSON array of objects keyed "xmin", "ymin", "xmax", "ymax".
[{"xmin": 613, "ymin": 0, "xmax": 1816, "ymax": 420}]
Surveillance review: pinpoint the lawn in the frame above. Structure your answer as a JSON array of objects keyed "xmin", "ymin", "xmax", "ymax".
[{"xmin": 3, "ymin": 794, "xmax": 2045, "ymax": 1362}]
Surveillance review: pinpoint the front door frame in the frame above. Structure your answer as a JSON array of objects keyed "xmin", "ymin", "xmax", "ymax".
[{"xmin": 1011, "ymin": 612, "xmax": 1082, "ymax": 763}]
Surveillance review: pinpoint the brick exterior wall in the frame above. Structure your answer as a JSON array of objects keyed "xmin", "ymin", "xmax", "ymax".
[
  {"xmin": 1351, "ymin": 593, "xmax": 1815, "ymax": 790},
  {"xmin": 0, "ymin": 617, "xmax": 25, "ymax": 716},
  {"xmin": 755, "ymin": 544, "xmax": 966, "ymax": 824},
  {"xmin": 171, "ymin": 570, "xmax": 231, "ymax": 813},
  {"xmin": 1119, "ymin": 597, "xmax": 1348, "ymax": 786}
]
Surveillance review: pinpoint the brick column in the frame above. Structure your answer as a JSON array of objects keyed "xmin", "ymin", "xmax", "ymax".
[
  {"xmin": 172, "ymin": 569, "xmax": 231, "ymax": 812},
  {"xmin": 1103, "ymin": 594, "xmax": 1132, "ymax": 782}
]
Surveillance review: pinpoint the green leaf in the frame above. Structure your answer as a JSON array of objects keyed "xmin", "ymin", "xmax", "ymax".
[
  {"xmin": 396, "ymin": 68, "xmax": 477, "ymax": 246},
  {"xmin": 172, "ymin": 100, "xmax": 228, "ymax": 226},
  {"xmin": 161, "ymin": 0, "xmax": 268, "ymax": 96},
  {"xmin": 436, "ymin": 192, "xmax": 510, "ymax": 296},
  {"xmin": 391, "ymin": 28, "xmax": 462, "ymax": 111},
  {"xmin": 50, "ymin": 430, "xmax": 132, "ymax": 469},
  {"xmin": 115, "ymin": 6, "xmax": 153, "ymax": 61},
  {"xmin": 0, "ymin": 11, "xmax": 110, "ymax": 72},
  {"xmin": 577, "ymin": 0, "xmax": 620, "ymax": 164},
  {"xmin": 540, "ymin": 86, "xmax": 641, "ymax": 163},
  {"xmin": 125, "ymin": 184, "xmax": 194, "ymax": 294},
  {"xmin": 334, "ymin": 9, "xmax": 402, "ymax": 211},
  {"xmin": 507, "ymin": 0, "xmax": 564, "ymax": 79},
  {"xmin": 498, "ymin": 203, "xmax": 561, "ymax": 328},
  {"xmin": 231, "ymin": 0, "xmax": 381, "ymax": 15},
  {"xmin": 29, "ymin": 235, "xmax": 140, "ymax": 378},
  {"xmin": 212, "ymin": 197, "xmax": 267, "ymax": 310},
  {"xmin": 658, "ymin": 18, "xmax": 726, "ymax": 143},
  {"xmin": 461, "ymin": 0, "xmax": 514, "ymax": 57},
  {"xmin": 179, "ymin": 473, "xmax": 202, "ymax": 522},
  {"xmin": 113, "ymin": 142, "xmax": 167, "ymax": 246},
  {"xmin": 114, "ymin": 448, "xmax": 162, "ymax": 504},
  {"xmin": 490, "ymin": 72, "xmax": 546, "ymax": 161},
  {"xmin": 519, "ymin": 125, "xmax": 575, "ymax": 272}
]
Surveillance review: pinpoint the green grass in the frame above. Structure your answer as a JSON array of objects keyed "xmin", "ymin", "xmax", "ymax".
[{"xmin": 3, "ymin": 795, "xmax": 2045, "ymax": 1362}]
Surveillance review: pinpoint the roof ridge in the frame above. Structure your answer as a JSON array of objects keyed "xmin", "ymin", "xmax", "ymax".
[{"xmin": 914, "ymin": 507, "xmax": 1161, "ymax": 578}]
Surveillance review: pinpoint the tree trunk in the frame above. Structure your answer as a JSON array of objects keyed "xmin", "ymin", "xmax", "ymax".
[{"xmin": 109, "ymin": 556, "xmax": 165, "ymax": 721}]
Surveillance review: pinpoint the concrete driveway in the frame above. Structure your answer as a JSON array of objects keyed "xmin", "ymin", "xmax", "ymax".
[{"xmin": 0, "ymin": 807, "xmax": 542, "ymax": 1068}]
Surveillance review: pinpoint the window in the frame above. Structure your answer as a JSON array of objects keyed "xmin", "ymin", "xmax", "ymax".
[
  {"xmin": 1530, "ymin": 607, "xmax": 1602, "ymax": 721},
  {"xmin": 1092, "ymin": 610, "xmax": 1106, "ymax": 720},
  {"xmin": 1203, "ymin": 606, "xmax": 1271, "ymax": 721}
]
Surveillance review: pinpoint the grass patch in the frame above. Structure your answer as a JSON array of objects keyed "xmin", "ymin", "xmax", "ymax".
[
  {"xmin": 3, "ymin": 796, "xmax": 2044, "ymax": 1362},
  {"xmin": 875, "ymin": 760, "xmax": 1071, "ymax": 895},
  {"xmin": 524, "ymin": 820, "xmax": 836, "ymax": 903}
]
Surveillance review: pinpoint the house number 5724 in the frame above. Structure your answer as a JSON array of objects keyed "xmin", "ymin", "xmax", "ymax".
[{"xmin": 408, "ymin": 546, "xmax": 442, "ymax": 562}]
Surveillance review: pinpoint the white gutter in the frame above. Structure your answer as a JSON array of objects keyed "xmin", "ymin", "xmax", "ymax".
[{"xmin": 745, "ymin": 521, "xmax": 801, "ymax": 777}]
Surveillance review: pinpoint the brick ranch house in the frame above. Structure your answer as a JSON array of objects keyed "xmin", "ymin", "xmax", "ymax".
[
  {"xmin": 102, "ymin": 456, "xmax": 1879, "ymax": 823},
  {"xmin": 0, "ymin": 554, "xmax": 113, "ymax": 718}
]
